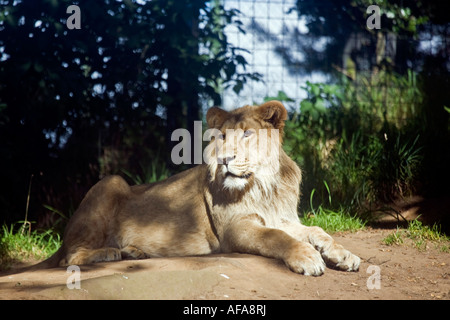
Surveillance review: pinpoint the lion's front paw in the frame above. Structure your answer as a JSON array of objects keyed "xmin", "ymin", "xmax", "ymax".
[
  {"xmin": 102, "ymin": 248, "xmax": 122, "ymax": 262},
  {"xmin": 121, "ymin": 245, "xmax": 147, "ymax": 260},
  {"xmin": 323, "ymin": 245, "xmax": 360, "ymax": 272},
  {"xmin": 285, "ymin": 242, "xmax": 326, "ymax": 276}
]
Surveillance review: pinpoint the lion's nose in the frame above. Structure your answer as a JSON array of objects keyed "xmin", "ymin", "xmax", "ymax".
[{"xmin": 220, "ymin": 155, "xmax": 235, "ymax": 165}]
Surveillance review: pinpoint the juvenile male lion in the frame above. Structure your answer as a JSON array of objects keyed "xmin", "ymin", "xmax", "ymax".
[{"xmin": 41, "ymin": 100, "xmax": 360, "ymax": 276}]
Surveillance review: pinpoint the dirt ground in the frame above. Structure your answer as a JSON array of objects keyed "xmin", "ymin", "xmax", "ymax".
[{"xmin": 0, "ymin": 228, "xmax": 448, "ymax": 300}]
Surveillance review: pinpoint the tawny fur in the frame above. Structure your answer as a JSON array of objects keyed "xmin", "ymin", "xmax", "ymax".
[{"xmin": 37, "ymin": 100, "xmax": 360, "ymax": 276}]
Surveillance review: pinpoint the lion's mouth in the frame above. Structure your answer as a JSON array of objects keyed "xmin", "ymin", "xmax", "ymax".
[{"xmin": 225, "ymin": 172, "xmax": 253, "ymax": 179}]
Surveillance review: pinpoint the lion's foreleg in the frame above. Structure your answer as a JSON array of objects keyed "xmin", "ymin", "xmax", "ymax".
[
  {"xmin": 282, "ymin": 223, "xmax": 360, "ymax": 272},
  {"xmin": 222, "ymin": 216, "xmax": 325, "ymax": 276}
]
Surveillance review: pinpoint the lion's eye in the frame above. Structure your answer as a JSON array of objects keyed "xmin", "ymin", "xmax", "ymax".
[{"xmin": 243, "ymin": 130, "xmax": 254, "ymax": 138}]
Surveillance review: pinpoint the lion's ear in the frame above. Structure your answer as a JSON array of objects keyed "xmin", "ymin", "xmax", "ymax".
[
  {"xmin": 206, "ymin": 107, "xmax": 229, "ymax": 129},
  {"xmin": 257, "ymin": 100, "xmax": 288, "ymax": 130}
]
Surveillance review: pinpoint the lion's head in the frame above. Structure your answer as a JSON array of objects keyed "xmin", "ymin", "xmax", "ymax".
[{"xmin": 204, "ymin": 100, "xmax": 288, "ymax": 192}]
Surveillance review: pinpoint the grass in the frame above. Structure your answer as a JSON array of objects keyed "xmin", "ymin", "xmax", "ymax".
[
  {"xmin": 301, "ymin": 206, "xmax": 366, "ymax": 233},
  {"xmin": 300, "ymin": 181, "xmax": 367, "ymax": 233},
  {"xmin": 121, "ymin": 159, "xmax": 170, "ymax": 185},
  {"xmin": 0, "ymin": 172, "xmax": 62, "ymax": 271},
  {"xmin": 382, "ymin": 227, "xmax": 405, "ymax": 246},
  {"xmin": 0, "ymin": 223, "xmax": 62, "ymax": 270},
  {"xmin": 382, "ymin": 218, "xmax": 450, "ymax": 252}
]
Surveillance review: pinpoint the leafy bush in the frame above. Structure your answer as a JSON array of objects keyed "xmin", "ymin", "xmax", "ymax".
[
  {"xmin": 330, "ymin": 130, "xmax": 422, "ymax": 206},
  {"xmin": 278, "ymin": 70, "xmax": 425, "ymax": 214}
]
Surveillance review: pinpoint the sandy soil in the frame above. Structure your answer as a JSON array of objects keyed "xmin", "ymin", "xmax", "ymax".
[{"xmin": 0, "ymin": 228, "xmax": 448, "ymax": 300}]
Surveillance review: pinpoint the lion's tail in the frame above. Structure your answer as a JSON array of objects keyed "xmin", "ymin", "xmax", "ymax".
[{"xmin": 20, "ymin": 246, "xmax": 65, "ymax": 272}]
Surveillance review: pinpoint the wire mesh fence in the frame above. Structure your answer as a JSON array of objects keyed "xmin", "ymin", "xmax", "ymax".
[
  {"xmin": 222, "ymin": 0, "xmax": 313, "ymax": 109},
  {"xmin": 220, "ymin": 0, "xmax": 450, "ymax": 111}
]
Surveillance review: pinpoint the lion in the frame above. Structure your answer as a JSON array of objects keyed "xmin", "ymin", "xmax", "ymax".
[{"xmin": 38, "ymin": 100, "xmax": 360, "ymax": 276}]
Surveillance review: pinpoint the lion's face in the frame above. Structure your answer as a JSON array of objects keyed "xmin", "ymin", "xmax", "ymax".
[{"xmin": 205, "ymin": 101, "xmax": 287, "ymax": 191}]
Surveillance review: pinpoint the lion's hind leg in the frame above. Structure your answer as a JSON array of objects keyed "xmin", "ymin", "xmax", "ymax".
[
  {"xmin": 62, "ymin": 247, "xmax": 122, "ymax": 266},
  {"xmin": 59, "ymin": 175, "xmax": 131, "ymax": 266}
]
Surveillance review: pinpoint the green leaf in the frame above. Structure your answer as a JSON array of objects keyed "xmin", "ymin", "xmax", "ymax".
[
  {"xmin": 42, "ymin": 204, "xmax": 68, "ymax": 220},
  {"xmin": 311, "ymin": 84, "xmax": 320, "ymax": 96},
  {"xmin": 314, "ymin": 98, "xmax": 326, "ymax": 112},
  {"xmin": 277, "ymin": 90, "xmax": 294, "ymax": 102},
  {"xmin": 310, "ymin": 108, "xmax": 319, "ymax": 121},
  {"xmin": 300, "ymin": 100, "xmax": 313, "ymax": 113},
  {"xmin": 264, "ymin": 90, "xmax": 294, "ymax": 102}
]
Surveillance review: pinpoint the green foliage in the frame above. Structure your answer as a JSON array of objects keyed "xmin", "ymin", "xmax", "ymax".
[
  {"xmin": 300, "ymin": 207, "xmax": 366, "ymax": 233},
  {"xmin": 330, "ymin": 131, "xmax": 423, "ymax": 206},
  {"xmin": 382, "ymin": 227, "xmax": 404, "ymax": 246},
  {"xmin": 284, "ymin": 0, "xmax": 449, "ymax": 216},
  {"xmin": 122, "ymin": 158, "xmax": 170, "ymax": 185},
  {"xmin": 382, "ymin": 218, "xmax": 450, "ymax": 251},
  {"xmin": 0, "ymin": 223, "xmax": 61, "ymax": 270},
  {"xmin": 406, "ymin": 219, "xmax": 447, "ymax": 245},
  {"xmin": 300, "ymin": 181, "xmax": 366, "ymax": 233},
  {"xmin": 263, "ymin": 90, "xmax": 295, "ymax": 104},
  {"xmin": 283, "ymin": 82, "xmax": 344, "ymax": 182},
  {"xmin": 280, "ymin": 69, "xmax": 431, "ymax": 214}
]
